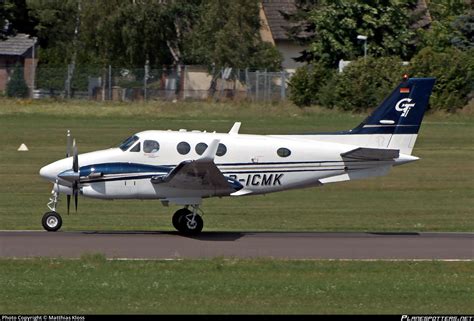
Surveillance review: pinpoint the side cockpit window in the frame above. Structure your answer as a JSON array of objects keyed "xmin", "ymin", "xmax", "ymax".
[
  {"xmin": 144, "ymin": 140, "xmax": 160, "ymax": 153},
  {"xmin": 130, "ymin": 143, "xmax": 140, "ymax": 152},
  {"xmin": 119, "ymin": 135, "xmax": 139, "ymax": 151}
]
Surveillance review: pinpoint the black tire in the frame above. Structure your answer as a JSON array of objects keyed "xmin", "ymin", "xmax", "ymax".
[
  {"xmin": 177, "ymin": 213, "xmax": 204, "ymax": 235},
  {"xmin": 42, "ymin": 211, "xmax": 62, "ymax": 232},
  {"xmin": 172, "ymin": 208, "xmax": 192, "ymax": 231}
]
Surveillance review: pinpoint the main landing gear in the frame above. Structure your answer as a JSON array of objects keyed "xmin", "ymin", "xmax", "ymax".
[
  {"xmin": 172, "ymin": 206, "xmax": 204, "ymax": 235},
  {"xmin": 41, "ymin": 188, "xmax": 62, "ymax": 232}
]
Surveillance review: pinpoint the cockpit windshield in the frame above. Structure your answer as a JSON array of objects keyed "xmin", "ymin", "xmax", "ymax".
[{"xmin": 119, "ymin": 135, "xmax": 139, "ymax": 151}]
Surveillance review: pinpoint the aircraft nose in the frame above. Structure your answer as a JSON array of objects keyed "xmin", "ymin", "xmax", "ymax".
[
  {"xmin": 40, "ymin": 158, "xmax": 73, "ymax": 182},
  {"xmin": 39, "ymin": 163, "xmax": 58, "ymax": 182}
]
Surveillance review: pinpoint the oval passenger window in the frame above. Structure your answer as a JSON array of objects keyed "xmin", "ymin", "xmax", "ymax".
[
  {"xmin": 195, "ymin": 143, "xmax": 208, "ymax": 155},
  {"xmin": 216, "ymin": 143, "xmax": 227, "ymax": 157},
  {"xmin": 277, "ymin": 147, "xmax": 291, "ymax": 157},
  {"xmin": 177, "ymin": 141, "xmax": 191, "ymax": 155}
]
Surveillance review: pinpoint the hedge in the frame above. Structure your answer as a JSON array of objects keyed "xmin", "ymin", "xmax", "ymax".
[{"xmin": 289, "ymin": 47, "xmax": 473, "ymax": 112}]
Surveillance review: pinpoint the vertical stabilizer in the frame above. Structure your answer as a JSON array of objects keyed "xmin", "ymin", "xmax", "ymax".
[{"xmin": 350, "ymin": 78, "xmax": 436, "ymax": 154}]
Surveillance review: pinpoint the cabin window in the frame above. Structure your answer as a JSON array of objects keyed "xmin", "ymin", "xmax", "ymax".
[
  {"xmin": 177, "ymin": 141, "xmax": 191, "ymax": 155},
  {"xmin": 130, "ymin": 142, "xmax": 140, "ymax": 152},
  {"xmin": 216, "ymin": 143, "xmax": 227, "ymax": 156},
  {"xmin": 119, "ymin": 135, "xmax": 139, "ymax": 151},
  {"xmin": 277, "ymin": 147, "xmax": 291, "ymax": 158},
  {"xmin": 143, "ymin": 140, "xmax": 160, "ymax": 153},
  {"xmin": 195, "ymin": 143, "xmax": 208, "ymax": 155}
]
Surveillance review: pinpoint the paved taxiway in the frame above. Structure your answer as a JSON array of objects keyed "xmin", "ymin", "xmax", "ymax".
[{"xmin": 1, "ymin": 231, "xmax": 472, "ymax": 259}]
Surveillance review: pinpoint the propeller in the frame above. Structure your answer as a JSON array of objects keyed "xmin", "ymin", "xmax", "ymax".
[
  {"xmin": 61, "ymin": 130, "xmax": 80, "ymax": 214},
  {"xmin": 66, "ymin": 130, "xmax": 72, "ymax": 214},
  {"xmin": 72, "ymin": 138, "xmax": 79, "ymax": 213},
  {"xmin": 66, "ymin": 130, "xmax": 72, "ymax": 158}
]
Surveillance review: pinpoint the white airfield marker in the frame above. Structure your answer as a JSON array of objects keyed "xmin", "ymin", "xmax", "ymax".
[{"xmin": 17, "ymin": 143, "xmax": 29, "ymax": 151}]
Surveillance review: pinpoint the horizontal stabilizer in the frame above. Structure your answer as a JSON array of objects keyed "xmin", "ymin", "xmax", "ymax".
[
  {"xmin": 320, "ymin": 165, "xmax": 392, "ymax": 184},
  {"xmin": 341, "ymin": 147, "xmax": 399, "ymax": 161}
]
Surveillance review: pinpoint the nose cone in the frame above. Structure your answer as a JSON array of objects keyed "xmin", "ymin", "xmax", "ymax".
[
  {"xmin": 39, "ymin": 158, "xmax": 73, "ymax": 182},
  {"xmin": 39, "ymin": 163, "xmax": 58, "ymax": 182}
]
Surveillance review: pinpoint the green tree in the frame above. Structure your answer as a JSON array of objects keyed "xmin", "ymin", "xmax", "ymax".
[
  {"xmin": 409, "ymin": 47, "xmax": 473, "ymax": 112},
  {"xmin": 1, "ymin": 0, "xmax": 38, "ymax": 39},
  {"xmin": 282, "ymin": 0, "xmax": 420, "ymax": 67},
  {"xmin": 187, "ymin": 0, "xmax": 282, "ymax": 71},
  {"xmin": 306, "ymin": 0, "xmax": 418, "ymax": 67},
  {"xmin": 6, "ymin": 63, "xmax": 29, "ymax": 98},
  {"xmin": 450, "ymin": 11, "xmax": 474, "ymax": 50},
  {"xmin": 6, "ymin": 0, "xmax": 38, "ymax": 35},
  {"xmin": 27, "ymin": 0, "xmax": 80, "ymax": 65},
  {"xmin": 79, "ymin": 0, "xmax": 201, "ymax": 68},
  {"xmin": 318, "ymin": 56, "xmax": 409, "ymax": 111},
  {"xmin": 416, "ymin": 0, "xmax": 471, "ymax": 52},
  {"xmin": 288, "ymin": 62, "xmax": 332, "ymax": 107}
]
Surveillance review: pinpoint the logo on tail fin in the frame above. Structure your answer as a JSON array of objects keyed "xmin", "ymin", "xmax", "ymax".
[{"xmin": 395, "ymin": 98, "xmax": 415, "ymax": 117}]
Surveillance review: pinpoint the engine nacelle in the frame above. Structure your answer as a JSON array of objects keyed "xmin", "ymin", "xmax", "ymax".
[
  {"xmin": 53, "ymin": 183, "xmax": 73, "ymax": 195},
  {"xmin": 81, "ymin": 184, "xmax": 108, "ymax": 199}
]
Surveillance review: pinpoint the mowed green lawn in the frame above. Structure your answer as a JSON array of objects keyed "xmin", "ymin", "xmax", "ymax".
[
  {"xmin": 0, "ymin": 256, "xmax": 472, "ymax": 314},
  {"xmin": 0, "ymin": 98, "xmax": 472, "ymax": 232}
]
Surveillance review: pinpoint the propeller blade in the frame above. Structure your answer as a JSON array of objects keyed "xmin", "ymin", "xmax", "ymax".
[
  {"xmin": 66, "ymin": 194, "xmax": 71, "ymax": 214},
  {"xmin": 73, "ymin": 139, "xmax": 78, "ymax": 173},
  {"xmin": 74, "ymin": 191, "xmax": 78, "ymax": 212},
  {"xmin": 73, "ymin": 181, "xmax": 78, "ymax": 212},
  {"xmin": 66, "ymin": 130, "xmax": 72, "ymax": 158}
]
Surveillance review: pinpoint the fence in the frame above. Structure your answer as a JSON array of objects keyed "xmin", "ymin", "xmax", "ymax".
[{"xmin": 3, "ymin": 64, "xmax": 293, "ymax": 102}]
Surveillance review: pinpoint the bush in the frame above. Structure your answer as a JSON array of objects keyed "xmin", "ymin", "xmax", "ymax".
[
  {"xmin": 288, "ymin": 63, "xmax": 332, "ymax": 107},
  {"xmin": 290, "ymin": 49, "xmax": 473, "ymax": 112},
  {"xmin": 409, "ymin": 47, "xmax": 473, "ymax": 112},
  {"xmin": 35, "ymin": 65, "xmax": 67, "ymax": 92},
  {"xmin": 318, "ymin": 56, "xmax": 409, "ymax": 111},
  {"xmin": 6, "ymin": 63, "xmax": 29, "ymax": 98}
]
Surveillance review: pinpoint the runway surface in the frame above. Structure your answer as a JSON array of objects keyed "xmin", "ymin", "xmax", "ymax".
[{"xmin": 0, "ymin": 231, "xmax": 472, "ymax": 260}]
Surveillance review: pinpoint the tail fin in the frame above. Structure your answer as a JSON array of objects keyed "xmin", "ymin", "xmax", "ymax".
[{"xmin": 351, "ymin": 77, "xmax": 436, "ymax": 154}]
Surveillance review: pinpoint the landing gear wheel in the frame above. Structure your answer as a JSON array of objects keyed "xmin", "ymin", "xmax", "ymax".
[
  {"xmin": 42, "ymin": 211, "xmax": 62, "ymax": 232},
  {"xmin": 177, "ymin": 213, "xmax": 203, "ymax": 235},
  {"xmin": 172, "ymin": 208, "xmax": 192, "ymax": 231}
]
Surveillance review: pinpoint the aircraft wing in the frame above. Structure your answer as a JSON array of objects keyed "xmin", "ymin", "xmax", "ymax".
[
  {"xmin": 150, "ymin": 140, "xmax": 241, "ymax": 194},
  {"xmin": 341, "ymin": 147, "xmax": 399, "ymax": 161}
]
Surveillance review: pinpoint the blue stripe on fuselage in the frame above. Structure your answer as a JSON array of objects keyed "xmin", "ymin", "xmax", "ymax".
[{"xmin": 80, "ymin": 162, "xmax": 172, "ymax": 177}]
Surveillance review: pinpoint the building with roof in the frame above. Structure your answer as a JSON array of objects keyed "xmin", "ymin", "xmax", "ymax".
[
  {"xmin": 260, "ymin": 0, "xmax": 306, "ymax": 71},
  {"xmin": 0, "ymin": 33, "xmax": 38, "ymax": 94}
]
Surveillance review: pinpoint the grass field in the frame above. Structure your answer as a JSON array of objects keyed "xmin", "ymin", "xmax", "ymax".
[
  {"xmin": 0, "ymin": 256, "xmax": 472, "ymax": 314},
  {"xmin": 0, "ymin": 98, "xmax": 473, "ymax": 232}
]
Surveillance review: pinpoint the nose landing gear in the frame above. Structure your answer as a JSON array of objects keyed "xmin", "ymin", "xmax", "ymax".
[
  {"xmin": 41, "ymin": 188, "xmax": 63, "ymax": 232},
  {"xmin": 172, "ymin": 205, "xmax": 204, "ymax": 235}
]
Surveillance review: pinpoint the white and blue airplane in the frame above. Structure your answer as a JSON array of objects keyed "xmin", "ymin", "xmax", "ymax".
[{"xmin": 39, "ymin": 77, "xmax": 435, "ymax": 234}]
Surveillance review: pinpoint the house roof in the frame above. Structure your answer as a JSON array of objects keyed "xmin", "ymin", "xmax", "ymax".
[
  {"xmin": 0, "ymin": 33, "xmax": 36, "ymax": 56},
  {"xmin": 262, "ymin": 0, "xmax": 296, "ymax": 40}
]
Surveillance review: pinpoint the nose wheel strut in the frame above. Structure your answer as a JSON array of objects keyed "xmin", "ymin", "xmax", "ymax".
[{"xmin": 42, "ymin": 185, "xmax": 63, "ymax": 232}]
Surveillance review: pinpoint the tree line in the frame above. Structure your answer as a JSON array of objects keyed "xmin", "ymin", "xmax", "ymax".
[
  {"xmin": 1, "ymin": 0, "xmax": 282, "ymax": 71},
  {"xmin": 1, "ymin": 0, "xmax": 472, "ymax": 110}
]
